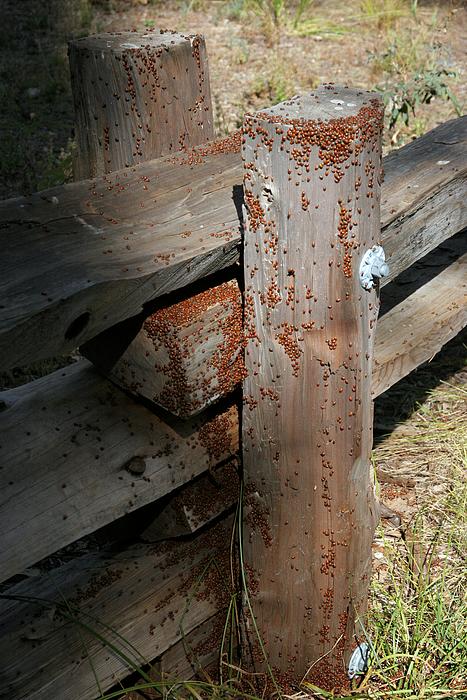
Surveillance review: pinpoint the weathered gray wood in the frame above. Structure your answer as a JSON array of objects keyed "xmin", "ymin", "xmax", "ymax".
[
  {"xmin": 372, "ymin": 253, "xmax": 467, "ymax": 397},
  {"xmin": 381, "ymin": 175, "xmax": 465, "ymax": 285},
  {"xmin": 241, "ymin": 87, "xmax": 383, "ymax": 688},
  {"xmin": 0, "ymin": 242, "xmax": 464, "ymax": 587},
  {"xmin": 159, "ymin": 610, "xmax": 227, "ymax": 681},
  {"xmin": 0, "ymin": 118, "xmax": 465, "ymax": 368},
  {"xmin": 69, "ymin": 31, "xmax": 213, "ymax": 179},
  {"xmin": 141, "ymin": 459, "xmax": 239, "ymax": 542},
  {"xmin": 0, "ymin": 516, "xmax": 233, "ymax": 700},
  {"xmin": 82, "ymin": 279, "xmax": 245, "ymax": 417},
  {"xmin": 0, "ymin": 361, "xmax": 238, "ymax": 584},
  {"xmin": 0, "ymin": 136, "xmax": 242, "ymax": 370}
]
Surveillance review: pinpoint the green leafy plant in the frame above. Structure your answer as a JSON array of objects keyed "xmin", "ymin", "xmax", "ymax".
[
  {"xmin": 368, "ymin": 30, "xmax": 462, "ymax": 138},
  {"xmin": 251, "ymin": 0, "xmax": 286, "ymax": 28},
  {"xmin": 240, "ymin": 0, "xmax": 304, "ymax": 29},
  {"xmin": 378, "ymin": 67, "xmax": 461, "ymax": 130}
]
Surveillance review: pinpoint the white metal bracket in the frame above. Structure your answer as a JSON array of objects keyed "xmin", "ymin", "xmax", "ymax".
[
  {"xmin": 359, "ymin": 245, "xmax": 389, "ymax": 290},
  {"xmin": 348, "ymin": 642, "xmax": 369, "ymax": 679}
]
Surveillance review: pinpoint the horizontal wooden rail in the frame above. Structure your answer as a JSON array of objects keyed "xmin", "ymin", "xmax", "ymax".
[
  {"xmin": 0, "ymin": 361, "xmax": 238, "ymax": 583},
  {"xmin": 0, "ymin": 516, "xmax": 233, "ymax": 700},
  {"xmin": 0, "ymin": 141, "xmax": 242, "ymax": 369},
  {"xmin": 1, "ymin": 118, "xmax": 465, "ymax": 368},
  {"xmin": 1, "ymin": 243, "xmax": 464, "ymax": 585},
  {"xmin": 372, "ymin": 251, "xmax": 467, "ymax": 396}
]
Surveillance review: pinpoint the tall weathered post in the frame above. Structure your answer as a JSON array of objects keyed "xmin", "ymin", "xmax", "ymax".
[
  {"xmin": 242, "ymin": 86, "xmax": 383, "ymax": 690},
  {"xmin": 69, "ymin": 30, "xmax": 214, "ymax": 179}
]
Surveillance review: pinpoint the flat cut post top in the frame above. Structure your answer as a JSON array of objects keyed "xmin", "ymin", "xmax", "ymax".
[
  {"xmin": 70, "ymin": 29, "xmax": 200, "ymax": 53},
  {"xmin": 252, "ymin": 84, "xmax": 381, "ymax": 123}
]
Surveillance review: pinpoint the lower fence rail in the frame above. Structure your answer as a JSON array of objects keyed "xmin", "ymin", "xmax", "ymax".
[{"xmin": 0, "ymin": 516, "xmax": 235, "ymax": 700}]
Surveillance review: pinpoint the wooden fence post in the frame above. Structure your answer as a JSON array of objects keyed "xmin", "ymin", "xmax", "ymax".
[
  {"xmin": 69, "ymin": 30, "xmax": 214, "ymax": 179},
  {"xmin": 242, "ymin": 86, "xmax": 384, "ymax": 690}
]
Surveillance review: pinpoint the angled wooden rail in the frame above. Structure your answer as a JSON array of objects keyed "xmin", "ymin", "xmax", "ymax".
[
  {"xmin": 372, "ymin": 249, "xmax": 466, "ymax": 396},
  {"xmin": 0, "ymin": 117, "xmax": 465, "ymax": 368},
  {"xmin": 0, "ymin": 361, "xmax": 238, "ymax": 583}
]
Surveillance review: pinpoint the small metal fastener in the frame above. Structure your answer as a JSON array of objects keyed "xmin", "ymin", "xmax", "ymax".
[
  {"xmin": 125, "ymin": 456, "xmax": 146, "ymax": 476},
  {"xmin": 348, "ymin": 641, "xmax": 369, "ymax": 679},
  {"xmin": 359, "ymin": 245, "xmax": 389, "ymax": 290}
]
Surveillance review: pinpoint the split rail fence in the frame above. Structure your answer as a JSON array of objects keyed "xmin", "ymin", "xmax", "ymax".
[{"xmin": 0, "ymin": 29, "xmax": 465, "ymax": 699}]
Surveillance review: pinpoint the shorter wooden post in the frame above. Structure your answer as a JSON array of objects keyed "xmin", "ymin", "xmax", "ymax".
[
  {"xmin": 242, "ymin": 86, "xmax": 383, "ymax": 690},
  {"xmin": 69, "ymin": 30, "xmax": 214, "ymax": 178}
]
